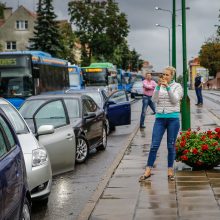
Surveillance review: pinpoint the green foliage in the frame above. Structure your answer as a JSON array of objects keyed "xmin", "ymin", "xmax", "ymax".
[
  {"xmin": 176, "ymin": 75, "xmax": 183, "ymax": 85},
  {"xmin": 68, "ymin": 0, "xmax": 130, "ymax": 65},
  {"xmin": 29, "ymin": 0, "xmax": 63, "ymax": 57},
  {"xmin": 176, "ymin": 128, "xmax": 220, "ymax": 169},
  {"xmin": 0, "ymin": 3, "xmax": 5, "ymax": 19},
  {"xmin": 199, "ymin": 37, "xmax": 220, "ymax": 77},
  {"xmin": 58, "ymin": 22, "xmax": 77, "ymax": 64}
]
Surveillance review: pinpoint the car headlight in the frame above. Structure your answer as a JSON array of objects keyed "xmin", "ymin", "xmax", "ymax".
[{"xmin": 32, "ymin": 148, "xmax": 48, "ymax": 167}]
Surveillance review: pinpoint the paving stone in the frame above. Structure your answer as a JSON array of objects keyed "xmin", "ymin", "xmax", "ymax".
[{"xmin": 175, "ymin": 171, "xmax": 206, "ymax": 177}]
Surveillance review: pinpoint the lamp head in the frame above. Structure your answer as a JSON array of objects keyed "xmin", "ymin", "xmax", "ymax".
[{"xmin": 155, "ymin": 6, "xmax": 160, "ymax": 10}]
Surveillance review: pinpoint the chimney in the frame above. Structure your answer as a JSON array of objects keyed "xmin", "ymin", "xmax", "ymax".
[{"xmin": 3, "ymin": 7, "xmax": 12, "ymax": 20}]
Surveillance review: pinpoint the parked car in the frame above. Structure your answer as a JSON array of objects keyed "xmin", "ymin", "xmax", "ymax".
[
  {"xmin": 66, "ymin": 88, "xmax": 131, "ymax": 135},
  {"xmin": 0, "ymin": 99, "xmax": 52, "ymax": 204},
  {"xmin": 130, "ymin": 81, "xmax": 144, "ymax": 99},
  {"xmin": 20, "ymin": 94, "xmax": 108, "ymax": 164},
  {"xmin": 0, "ymin": 108, "xmax": 31, "ymax": 219},
  {"xmin": 19, "ymin": 97, "xmax": 76, "ymax": 174}
]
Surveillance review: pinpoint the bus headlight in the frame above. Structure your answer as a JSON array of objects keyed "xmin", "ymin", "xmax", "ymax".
[{"xmin": 32, "ymin": 149, "xmax": 48, "ymax": 167}]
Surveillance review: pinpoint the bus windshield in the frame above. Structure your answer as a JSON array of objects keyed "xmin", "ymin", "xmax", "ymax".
[
  {"xmin": 84, "ymin": 70, "xmax": 107, "ymax": 86},
  {"xmin": 69, "ymin": 73, "xmax": 80, "ymax": 86},
  {"xmin": 0, "ymin": 56, "xmax": 32, "ymax": 98}
]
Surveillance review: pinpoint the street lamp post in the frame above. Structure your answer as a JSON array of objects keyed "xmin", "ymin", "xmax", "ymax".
[
  {"xmin": 156, "ymin": 24, "xmax": 171, "ymax": 66},
  {"xmin": 181, "ymin": 0, "xmax": 191, "ymax": 130}
]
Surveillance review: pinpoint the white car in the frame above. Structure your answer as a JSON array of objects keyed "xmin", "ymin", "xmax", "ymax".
[{"xmin": 0, "ymin": 99, "xmax": 52, "ymax": 204}]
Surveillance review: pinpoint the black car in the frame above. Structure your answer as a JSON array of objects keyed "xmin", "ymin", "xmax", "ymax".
[
  {"xmin": 66, "ymin": 88, "xmax": 131, "ymax": 135},
  {"xmin": 20, "ymin": 94, "xmax": 108, "ymax": 163}
]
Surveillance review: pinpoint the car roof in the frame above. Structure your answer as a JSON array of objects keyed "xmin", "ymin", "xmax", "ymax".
[{"xmin": 26, "ymin": 93, "xmax": 85, "ymax": 101}]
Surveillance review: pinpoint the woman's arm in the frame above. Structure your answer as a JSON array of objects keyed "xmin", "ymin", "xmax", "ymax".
[
  {"xmin": 152, "ymin": 85, "xmax": 160, "ymax": 103},
  {"xmin": 167, "ymin": 84, "xmax": 183, "ymax": 104}
]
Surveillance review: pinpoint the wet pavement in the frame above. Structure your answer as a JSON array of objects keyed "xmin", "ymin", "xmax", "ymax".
[{"xmin": 90, "ymin": 92, "xmax": 220, "ymax": 220}]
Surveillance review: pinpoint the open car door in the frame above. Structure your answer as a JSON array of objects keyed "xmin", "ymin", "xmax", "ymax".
[{"xmin": 106, "ymin": 90, "xmax": 131, "ymax": 127}]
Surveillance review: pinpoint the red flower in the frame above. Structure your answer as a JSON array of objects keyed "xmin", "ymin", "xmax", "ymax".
[
  {"xmin": 217, "ymin": 148, "xmax": 220, "ymax": 151},
  {"xmin": 179, "ymin": 132, "xmax": 182, "ymax": 135},
  {"xmin": 192, "ymin": 148, "xmax": 198, "ymax": 154},
  {"xmin": 197, "ymin": 127, "xmax": 201, "ymax": 131},
  {"xmin": 180, "ymin": 155, "xmax": 188, "ymax": 161},
  {"xmin": 209, "ymin": 135, "xmax": 214, "ymax": 139},
  {"xmin": 201, "ymin": 135, "xmax": 206, "ymax": 141},
  {"xmin": 212, "ymin": 142, "xmax": 218, "ymax": 146},
  {"xmin": 181, "ymin": 136, "xmax": 185, "ymax": 141},
  {"xmin": 180, "ymin": 140, "xmax": 186, "ymax": 147},
  {"xmin": 207, "ymin": 130, "xmax": 212, "ymax": 135},
  {"xmin": 215, "ymin": 127, "xmax": 220, "ymax": 133},
  {"xmin": 202, "ymin": 144, "xmax": 209, "ymax": 151},
  {"xmin": 183, "ymin": 149, "xmax": 189, "ymax": 154}
]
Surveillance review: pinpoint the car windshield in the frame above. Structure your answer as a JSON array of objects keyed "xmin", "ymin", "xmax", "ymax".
[
  {"xmin": 0, "ymin": 104, "xmax": 29, "ymax": 134},
  {"xmin": 19, "ymin": 100, "xmax": 46, "ymax": 119}
]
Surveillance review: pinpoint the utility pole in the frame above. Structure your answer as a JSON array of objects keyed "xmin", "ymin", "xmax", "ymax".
[
  {"xmin": 172, "ymin": 0, "xmax": 176, "ymax": 80},
  {"xmin": 181, "ymin": 0, "xmax": 191, "ymax": 130}
]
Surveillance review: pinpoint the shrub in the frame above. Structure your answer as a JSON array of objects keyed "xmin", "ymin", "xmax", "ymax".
[{"xmin": 176, "ymin": 127, "xmax": 220, "ymax": 169}]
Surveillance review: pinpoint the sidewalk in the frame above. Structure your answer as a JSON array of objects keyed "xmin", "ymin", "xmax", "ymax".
[{"xmin": 90, "ymin": 95, "xmax": 220, "ymax": 220}]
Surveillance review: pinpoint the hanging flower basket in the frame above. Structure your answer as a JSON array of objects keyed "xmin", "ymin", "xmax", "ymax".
[{"xmin": 176, "ymin": 127, "xmax": 220, "ymax": 170}]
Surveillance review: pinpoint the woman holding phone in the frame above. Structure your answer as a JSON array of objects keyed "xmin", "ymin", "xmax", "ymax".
[{"xmin": 139, "ymin": 66, "xmax": 183, "ymax": 181}]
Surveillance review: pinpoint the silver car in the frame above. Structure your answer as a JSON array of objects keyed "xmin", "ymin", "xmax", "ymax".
[
  {"xmin": 131, "ymin": 81, "xmax": 144, "ymax": 99},
  {"xmin": 19, "ymin": 98, "xmax": 76, "ymax": 175},
  {"xmin": 0, "ymin": 99, "xmax": 52, "ymax": 204}
]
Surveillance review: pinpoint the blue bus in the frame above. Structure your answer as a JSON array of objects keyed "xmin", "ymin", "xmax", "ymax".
[
  {"xmin": 117, "ymin": 69, "xmax": 132, "ymax": 93},
  {"xmin": 68, "ymin": 65, "xmax": 84, "ymax": 90},
  {"xmin": 0, "ymin": 51, "xmax": 69, "ymax": 108}
]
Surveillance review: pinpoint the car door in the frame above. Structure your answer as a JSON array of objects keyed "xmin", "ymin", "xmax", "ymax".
[
  {"xmin": 106, "ymin": 90, "xmax": 131, "ymax": 126},
  {"xmin": 34, "ymin": 99, "xmax": 75, "ymax": 176},
  {"xmin": 82, "ymin": 97, "xmax": 103, "ymax": 146},
  {"xmin": 0, "ymin": 115, "xmax": 23, "ymax": 220}
]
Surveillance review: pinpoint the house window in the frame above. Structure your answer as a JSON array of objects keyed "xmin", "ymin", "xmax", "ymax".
[
  {"xmin": 16, "ymin": 20, "xmax": 28, "ymax": 30},
  {"xmin": 6, "ymin": 41, "xmax": 16, "ymax": 50}
]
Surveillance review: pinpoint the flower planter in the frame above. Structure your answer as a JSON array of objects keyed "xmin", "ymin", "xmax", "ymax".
[{"xmin": 176, "ymin": 127, "xmax": 220, "ymax": 170}]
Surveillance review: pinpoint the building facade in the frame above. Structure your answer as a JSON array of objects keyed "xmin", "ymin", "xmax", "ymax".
[
  {"xmin": 0, "ymin": 6, "xmax": 35, "ymax": 51},
  {"xmin": 188, "ymin": 57, "xmax": 209, "ymax": 89}
]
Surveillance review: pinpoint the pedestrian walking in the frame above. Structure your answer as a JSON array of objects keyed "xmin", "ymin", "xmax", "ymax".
[
  {"xmin": 139, "ymin": 66, "xmax": 183, "ymax": 181},
  {"xmin": 194, "ymin": 73, "xmax": 203, "ymax": 106},
  {"xmin": 140, "ymin": 72, "xmax": 157, "ymax": 128}
]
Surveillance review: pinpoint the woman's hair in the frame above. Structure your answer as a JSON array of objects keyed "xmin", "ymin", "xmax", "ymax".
[{"xmin": 164, "ymin": 66, "xmax": 176, "ymax": 77}]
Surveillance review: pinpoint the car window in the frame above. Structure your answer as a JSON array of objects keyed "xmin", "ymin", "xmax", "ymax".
[
  {"xmin": 85, "ymin": 92, "xmax": 102, "ymax": 107},
  {"xmin": 0, "ymin": 115, "xmax": 16, "ymax": 152},
  {"xmin": 35, "ymin": 100, "xmax": 67, "ymax": 130},
  {"xmin": 1, "ymin": 104, "xmax": 29, "ymax": 134},
  {"xmin": 109, "ymin": 91, "xmax": 127, "ymax": 103},
  {"xmin": 83, "ymin": 98, "xmax": 97, "ymax": 113},
  {"xmin": 64, "ymin": 99, "xmax": 80, "ymax": 118},
  {"xmin": 19, "ymin": 100, "xmax": 46, "ymax": 118},
  {"xmin": 0, "ymin": 124, "xmax": 7, "ymax": 157}
]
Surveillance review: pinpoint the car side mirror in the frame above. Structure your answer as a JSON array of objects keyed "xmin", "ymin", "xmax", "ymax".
[
  {"xmin": 84, "ymin": 112, "xmax": 96, "ymax": 119},
  {"xmin": 37, "ymin": 125, "xmax": 55, "ymax": 136}
]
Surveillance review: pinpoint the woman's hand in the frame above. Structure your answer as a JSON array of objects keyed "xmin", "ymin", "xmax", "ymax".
[{"xmin": 161, "ymin": 79, "xmax": 168, "ymax": 87}]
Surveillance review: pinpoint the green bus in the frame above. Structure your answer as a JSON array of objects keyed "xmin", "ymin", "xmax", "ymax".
[{"xmin": 82, "ymin": 62, "xmax": 118, "ymax": 91}]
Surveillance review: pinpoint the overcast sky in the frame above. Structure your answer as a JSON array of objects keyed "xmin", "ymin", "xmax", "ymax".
[{"xmin": 2, "ymin": 0, "xmax": 220, "ymax": 74}]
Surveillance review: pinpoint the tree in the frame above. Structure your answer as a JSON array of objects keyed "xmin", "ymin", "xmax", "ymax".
[
  {"xmin": 58, "ymin": 22, "xmax": 77, "ymax": 64},
  {"xmin": 68, "ymin": 0, "xmax": 129, "ymax": 65},
  {"xmin": 29, "ymin": 0, "xmax": 63, "ymax": 57},
  {"xmin": 0, "ymin": 3, "xmax": 5, "ymax": 19},
  {"xmin": 217, "ymin": 9, "xmax": 220, "ymax": 36},
  {"xmin": 199, "ymin": 37, "xmax": 220, "ymax": 77},
  {"xmin": 176, "ymin": 75, "xmax": 183, "ymax": 85}
]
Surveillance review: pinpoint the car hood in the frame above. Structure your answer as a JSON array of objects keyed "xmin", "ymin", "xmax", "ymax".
[{"xmin": 17, "ymin": 133, "xmax": 42, "ymax": 154}]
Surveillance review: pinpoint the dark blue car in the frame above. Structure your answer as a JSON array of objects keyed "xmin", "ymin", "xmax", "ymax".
[
  {"xmin": 66, "ymin": 88, "xmax": 131, "ymax": 135},
  {"xmin": 0, "ymin": 109, "xmax": 31, "ymax": 219}
]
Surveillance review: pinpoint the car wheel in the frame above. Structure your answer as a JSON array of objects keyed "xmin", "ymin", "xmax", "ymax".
[
  {"xmin": 96, "ymin": 127, "xmax": 107, "ymax": 151},
  {"xmin": 21, "ymin": 197, "xmax": 31, "ymax": 220},
  {"xmin": 76, "ymin": 135, "xmax": 89, "ymax": 163},
  {"xmin": 105, "ymin": 119, "xmax": 110, "ymax": 135}
]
